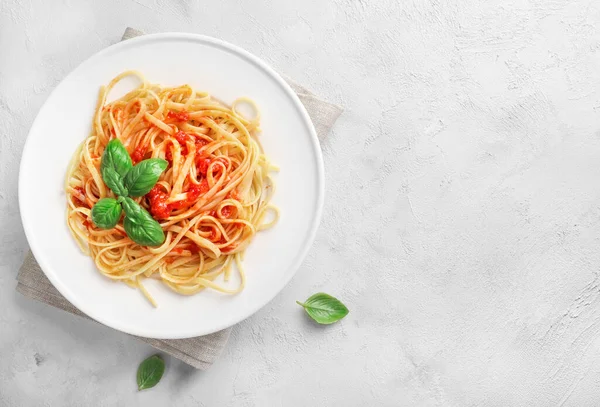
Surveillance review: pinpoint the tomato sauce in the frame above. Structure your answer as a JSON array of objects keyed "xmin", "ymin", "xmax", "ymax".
[
  {"xmin": 167, "ymin": 110, "xmax": 190, "ymax": 122},
  {"xmin": 72, "ymin": 187, "xmax": 87, "ymax": 207},
  {"xmin": 186, "ymin": 179, "xmax": 209, "ymax": 202},
  {"xmin": 146, "ymin": 179, "xmax": 210, "ymax": 219},
  {"xmin": 130, "ymin": 144, "xmax": 147, "ymax": 164},
  {"xmin": 174, "ymin": 130, "xmax": 189, "ymax": 145},
  {"xmin": 174, "ymin": 131, "xmax": 189, "ymax": 156},
  {"xmin": 171, "ymin": 245, "xmax": 200, "ymax": 255},
  {"xmin": 195, "ymin": 138, "xmax": 208, "ymax": 149},
  {"xmin": 196, "ymin": 155, "xmax": 227, "ymax": 176},
  {"xmin": 173, "ymin": 130, "xmax": 202, "ymax": 156},
  {"xmin": 167, "ymin": 131, "xmax": 209, "ymax": 164},
  {"xmin": 147, "ymin": 185, "xmax": 170, "ymax": 220},
  {"xmin": 220, "ymin": 205, "xmax": 233, "ymax": 218},
  {"xmin": 196, "ymin": 157, "xmax": 211, "ymax": 175}
]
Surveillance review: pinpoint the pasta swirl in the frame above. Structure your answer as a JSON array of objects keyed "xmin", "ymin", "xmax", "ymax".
[{"xmin": 66, "ymin": 71, "xmax": 278, "ymax": 306}]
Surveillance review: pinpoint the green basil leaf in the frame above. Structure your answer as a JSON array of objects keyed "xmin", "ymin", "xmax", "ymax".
[
  {"xmin": 136, "ymin": 354, "xmax": 165, "ymax": 391},
  {"xmin": 124, "ymin": 215, "xmax": 165, "ymax": 246},
  {"xmin": 101, "ymin": 138, "xmax": 133, "ymax": 178},
  {"xmin": 90, "ymin": 198, "xmax": 122, "ymax": 229},
  {"xmin": 120, "ymin": 196, "xmax": 144, "ymax": 219},
  {"xmin": 124, "ymin": 158, "xmax": 168, "ymax": 197},
  {"xmin": 121, "ymin": 197, "xmax": 165, "ymax": 246},
  {"xmin": 296, "ymin": 293, "xmax": 349, "ymax": 324},
  {"xmin": 101, "ymin": 166, "xmax": 128, "ymax": 197}
]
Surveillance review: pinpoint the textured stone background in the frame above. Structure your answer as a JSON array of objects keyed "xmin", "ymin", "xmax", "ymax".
[{"xmin": 3, "ymin": 0, "xmax": 600, "ymax": 405}]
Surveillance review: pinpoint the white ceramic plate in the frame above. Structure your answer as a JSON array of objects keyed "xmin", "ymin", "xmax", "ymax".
[{"xmin": 19, "ymin": 33, "xmax": 323, "ymax": 339}]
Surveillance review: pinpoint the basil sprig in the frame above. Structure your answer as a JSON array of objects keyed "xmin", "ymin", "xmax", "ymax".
[
  {"xmin": 121, "ymin": 197, "xmax": 166, "ymax": 246},
  {"xmin": 124, "ymin": 158, "xmax": 168, "ymax": 197},
  {"xmin": 297, "ymin": 293, "xmax": 349, "ymax": 324},
  {"xmin": 101, "ymin": 139, "xmax": 133, "ymax": 196},
  {"xmin": 101, "ymin": 166, "xmax": 129, "ymax": 197},
  {"xmin": 90, "ymin": 198, "xmax": 122, "ymax": 229},
  {"xmin": 137, "ymin": 354, "xmax": 165, "ymax": 391},
  {"xmin": 90, "ymin": 139, "xmax": 167, "ymax": 246},
  {"xmin": 103, "ymin": 139, "xmax": 133, "ymax": 177}
]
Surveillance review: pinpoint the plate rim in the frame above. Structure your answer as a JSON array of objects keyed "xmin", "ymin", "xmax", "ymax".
[{"xmin": 18, "ymin": 32, "xmax": 325, "ymax": 339}]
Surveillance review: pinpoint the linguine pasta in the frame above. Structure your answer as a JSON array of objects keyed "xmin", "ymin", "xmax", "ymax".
[{"xmin": 65, "ymin": 71, "xmax": 278, "ymax": 306}]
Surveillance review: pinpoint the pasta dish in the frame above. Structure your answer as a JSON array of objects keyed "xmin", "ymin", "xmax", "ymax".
[{"xmin": 65, "ymin": 71, "xmax": 278, "ymax": 306}]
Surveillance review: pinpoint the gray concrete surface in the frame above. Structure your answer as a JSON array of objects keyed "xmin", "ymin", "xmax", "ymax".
[{"xmin": 3, "ymin": 0, "xmax": 600, "ymax": 405}]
